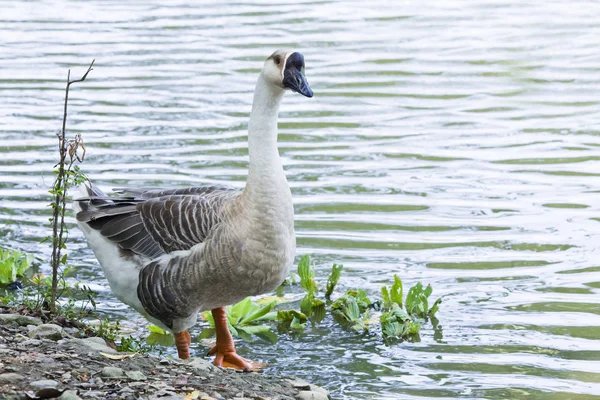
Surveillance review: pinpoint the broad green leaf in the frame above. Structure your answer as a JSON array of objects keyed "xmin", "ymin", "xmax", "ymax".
[
  {"xmin": 325, "ymin": 264, "xmax": 343, "ymax": 300},
  {"xmin": 242, "ymin": 301, "xmax": 276, "ymax": 323},
  {"xmin": 146, "ymin": 331, "xmax": 174, "ymax": 346},
  {"xmin": 310, "ymin": 299, "xmax": 326, "ymax": 323},
  {"xmin": 390, "ymin": 275, "xmax": 403, "ymax": 308},
  {"xmin": 235, "ymin": 327, "xmax": 253, "ymax": 342},
  {"xmin": 429, "ymin": 298, "xmax": 442, "ymax": 317},
  {"xmin": 424, "ymin": 284, "xmax": 433, "ymax": 298},
  {"xmin": 147, "ymin": 325, "xmax": 166, "ymax": 334},
  {"xmin": 231, "ymin": 298, "xmax": 253, "ymax": 323},
  {"xmin": 256, "ymin": 330, "xmax": 278, "ymax": 344},
  {"xmin": 300, "ymin": 293, "xmax": 314, "ymax": 317},
  {"xmin": 297, "ymin": 255, "xmax": 317, "ymax": 294},
  {"xmin": 199, "ymin": 328, "xmax": 215, "ymax": 339},
  {"xmin": 381, "ymin": 286, "xmax": 391, "ymax": 310},
  {"xmin": 240, "ymin": 324, "xmax": 271, "ymax": 335},
  {"xmin": 347, "ymin": 298, "xmax": 361, "ymax": 321}
]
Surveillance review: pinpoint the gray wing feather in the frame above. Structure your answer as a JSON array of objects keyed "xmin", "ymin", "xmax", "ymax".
[{"xmin": 75, "ymin": 183, "xmax": 239, "ymax": 259}]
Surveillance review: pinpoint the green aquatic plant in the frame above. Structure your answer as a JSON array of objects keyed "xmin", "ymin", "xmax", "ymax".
[
  {"xmin": 145, "ymin": 324, "xmax": 175, "ymax": 347},
  {"xmin": 331, "ymin": 289, "xmax": 373, "ymax": 333},
  {"xmin": 380, "ymin": 306, "xmax": 421, "ymax": 340},
  {"xmin": 325, "ymin": 263, "xmax": 343, "ymax": 301},
  {"xmin": 297, "ymin": 255, "xmax": 326, "ymax": 323},
  {"xmin": 379, "ymin": 275, "xmax": 441, "ymax": 341},
  {"xmin": 0, "ymin": 247, "xmax": 34, "ymax": 285},
  {"xmin": 276, "ymin": 310, "xmax": 308, "ymax": 333},
  {"xmin": 200, "ymin": 297, "xmax": 278, "ymax": 343}
]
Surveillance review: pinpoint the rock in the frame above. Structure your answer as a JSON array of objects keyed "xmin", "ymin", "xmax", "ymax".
[
  {"xmin": 125, "ymin": 370, "xmax": 147, "ymax": 381},
  {"xmin": 185, "ymin": 357, "xmax": 216, "ymax": 372},
  {"xmin": 21, "ymin": 339, "xmax": 42, "ymax": 346},
  {"xmin": 288, "ymin": 378, "xmax": 311, "ymax": 391},
  {"xmin": 60, "ymin": 390, "xmax": 83, "ymax": 400},
  {"xmin": 66, "ymin": 337, "xmax": 116, "ymax": 353},
  {"xmin": 307, "ymin": 385, "xmax": 329, "ymax": 396},
  {"xmin": 71, "ymin": 367, "xmax": 90, "ymax": 381},
  {"xmin": 0, "ymin": 372, "xmax": 25, "ymax": 384},
  {"xmin": 296, "ymin": 391, "xmax": 329, "ymax": 400},
  {"xmin": 30, "ymin": 379, "xmax": 60, "ymax": 389},
  {"xmin": 28, "ymin": 324, "xmax": 65, "ymax": 341},
  {"xmin": 0, "ymin": 314, "xmax": 42, "ymax": 326},
  {"xmin": 100, "ymin": 366, "xmax": 125, "ymax": 378}
]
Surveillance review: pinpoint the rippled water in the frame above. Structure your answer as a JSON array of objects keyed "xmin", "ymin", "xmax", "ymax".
[{"xmin": 2, "ymin": 0, "xmax": 600, "ymax": 398}]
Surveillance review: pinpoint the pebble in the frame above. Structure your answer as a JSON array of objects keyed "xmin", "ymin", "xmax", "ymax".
[
  {"xmin": 66, "ymin": 337, "xmax": 116, "ymax": 353},
  {"xmin": 0, "ymin": 372, "xmax": 25, "ymax": 384},
  {"xmin": 59, "ymin": 390, "xmax": 83, "ymax": 400},
  {"xmin": 125, "ymin": 370, "xmax": 147, "ymax": 381},
  {"xmin": 295, "ymin": 391, "xmax": 329, "ymax": 400},
  {"xmin": 185, "ymin": 357, "xmax": 216, "ymax": 372},
  {"xmin": 21, "ymin": 339, "xmax": 42, "ymax": 346},
  {"xmin": 100, "ymin": 366, "xmax": 125, "ymax": 378},
  {"xmin": 30, "ymin": 379, "xmax": 60, "ymax": 389},
  {"xmin": 71, "ymin": 367, "xmax": 90, "ymax": 380},
  {"xmin": 28, "ymin": 324, "xmax": 65, "ymax": 341}
]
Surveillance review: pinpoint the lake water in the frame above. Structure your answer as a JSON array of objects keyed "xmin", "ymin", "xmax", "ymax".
[{"xmin": 1, "ymin": 0, "xmax": 600, "ymax": 398}]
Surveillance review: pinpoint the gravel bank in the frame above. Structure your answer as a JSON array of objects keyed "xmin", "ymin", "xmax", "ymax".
[{"xmin": 0, "ymin": 314, "xmax": 329, "ymax": 400}]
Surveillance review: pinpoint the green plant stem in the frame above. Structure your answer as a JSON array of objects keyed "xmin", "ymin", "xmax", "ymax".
[{"xmin": 49, "ymin": 60, "xmax": 94, "ymax": 313}]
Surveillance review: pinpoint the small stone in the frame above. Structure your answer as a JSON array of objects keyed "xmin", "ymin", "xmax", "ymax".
[
  {"xmin": 309, "ymin": 385, "xmax": 329, "ymax": 396},
  {"xmin": 60, "ymin": 390, "xmax": 83, "ymax": 400},
  {"xmin": 66, "ymin": 337, "xmax": 116, "ymax": 353},
  {"xmin": 295, "ymin": 391, "xmax": 329, "ymax": 400},
  {"xmin": 28, "ymin": 324, "xmax": 65, "ymax": 341},
  {"xmin": 0, "ymin": 314, "xmax": 42, "ymax": 326},
  {"xmin": 125, "ymin": 370, "xmax": 146, "ymax": 381},
  {"xmin": 72, "ymin": 367, "xmax": 90, "ymax": 380},
  {"xmin": 159, "ymin": 358, "xmax": 170, "ymax": 364},
  {"xmin": 0, "ymin": 372, "xmax": 25, "ymax": 384},
  {"xmin": 100, "ymin": 366, "xmax": 125, "ymax": 378},
  {"xmin": 210, "ymin": 392, "xmax": 224, "ymax": 400},
  {"xmin": 21, "ymin": 339, "xmax": 42, "ymax": 346},
  {"xmin": 30, "ymin": 379, "xmax": 60, "ymax": 389},
  {"xmin": 185, "ymin": 357, "xmax": 215, "ymax": 372},
  {"xmin": 288, "ymin": 378, "xmax": 311, "ymax": 390},
  {"xmin": 62, "ymin": 371, "xmax": 72, "ymax": 380}
]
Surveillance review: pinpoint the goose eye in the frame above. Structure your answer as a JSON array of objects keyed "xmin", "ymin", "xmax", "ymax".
[{"xmin": 274, "ymin": 56, "xmax": 281, "ymax": 65}]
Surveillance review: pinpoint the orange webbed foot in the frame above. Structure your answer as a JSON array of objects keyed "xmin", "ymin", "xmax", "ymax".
[{"xmin": 208, "ymin": 307, "xmax": 266, "ymax": 371}]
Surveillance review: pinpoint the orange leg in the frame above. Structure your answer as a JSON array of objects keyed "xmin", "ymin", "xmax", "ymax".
[
  {"xmin": 208, "ymin": 307, "xmax": 265, "ymax": 371},
  {"xmin": 175, "ymin": 330, "xmax": 191, "ymax": 359}
]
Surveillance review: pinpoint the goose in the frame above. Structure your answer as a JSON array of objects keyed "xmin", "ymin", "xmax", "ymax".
[{"xmin": 73, "ymin": 50, "xmax": 313, "ymax": 370}]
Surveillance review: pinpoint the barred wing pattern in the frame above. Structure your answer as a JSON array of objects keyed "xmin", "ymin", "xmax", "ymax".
[{"xmin": 76, "ymin": 185, "xmax": 240, "ymax": 259}]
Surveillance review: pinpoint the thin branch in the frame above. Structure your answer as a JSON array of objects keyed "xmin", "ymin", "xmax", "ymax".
[
  {"xmin": 61, "ymin": 59, "xmax": 94, "ymax": 139},
  {"xmin": 50, "ymin": 59, "xmax": 94, "ymax": 314}
]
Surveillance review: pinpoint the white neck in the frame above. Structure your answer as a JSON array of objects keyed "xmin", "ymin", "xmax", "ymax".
[{"xmin": 245, "ymin": 73, "xmax": 286, "ymax": 191}]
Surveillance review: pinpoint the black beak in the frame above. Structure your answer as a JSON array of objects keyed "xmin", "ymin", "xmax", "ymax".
[{"xmin": 282, "ymin": 52, "xmax": 313, "ymax": 98}]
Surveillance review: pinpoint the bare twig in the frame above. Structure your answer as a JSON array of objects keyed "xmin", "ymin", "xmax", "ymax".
[{"xmin": 50, "ymin": 59, "xmax": 94, "ymax": 314}]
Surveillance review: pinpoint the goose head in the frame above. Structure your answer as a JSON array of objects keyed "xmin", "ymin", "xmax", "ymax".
[{"xmin": 263, "ymin": 50, "xmax": 313, "ymax": 98}]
